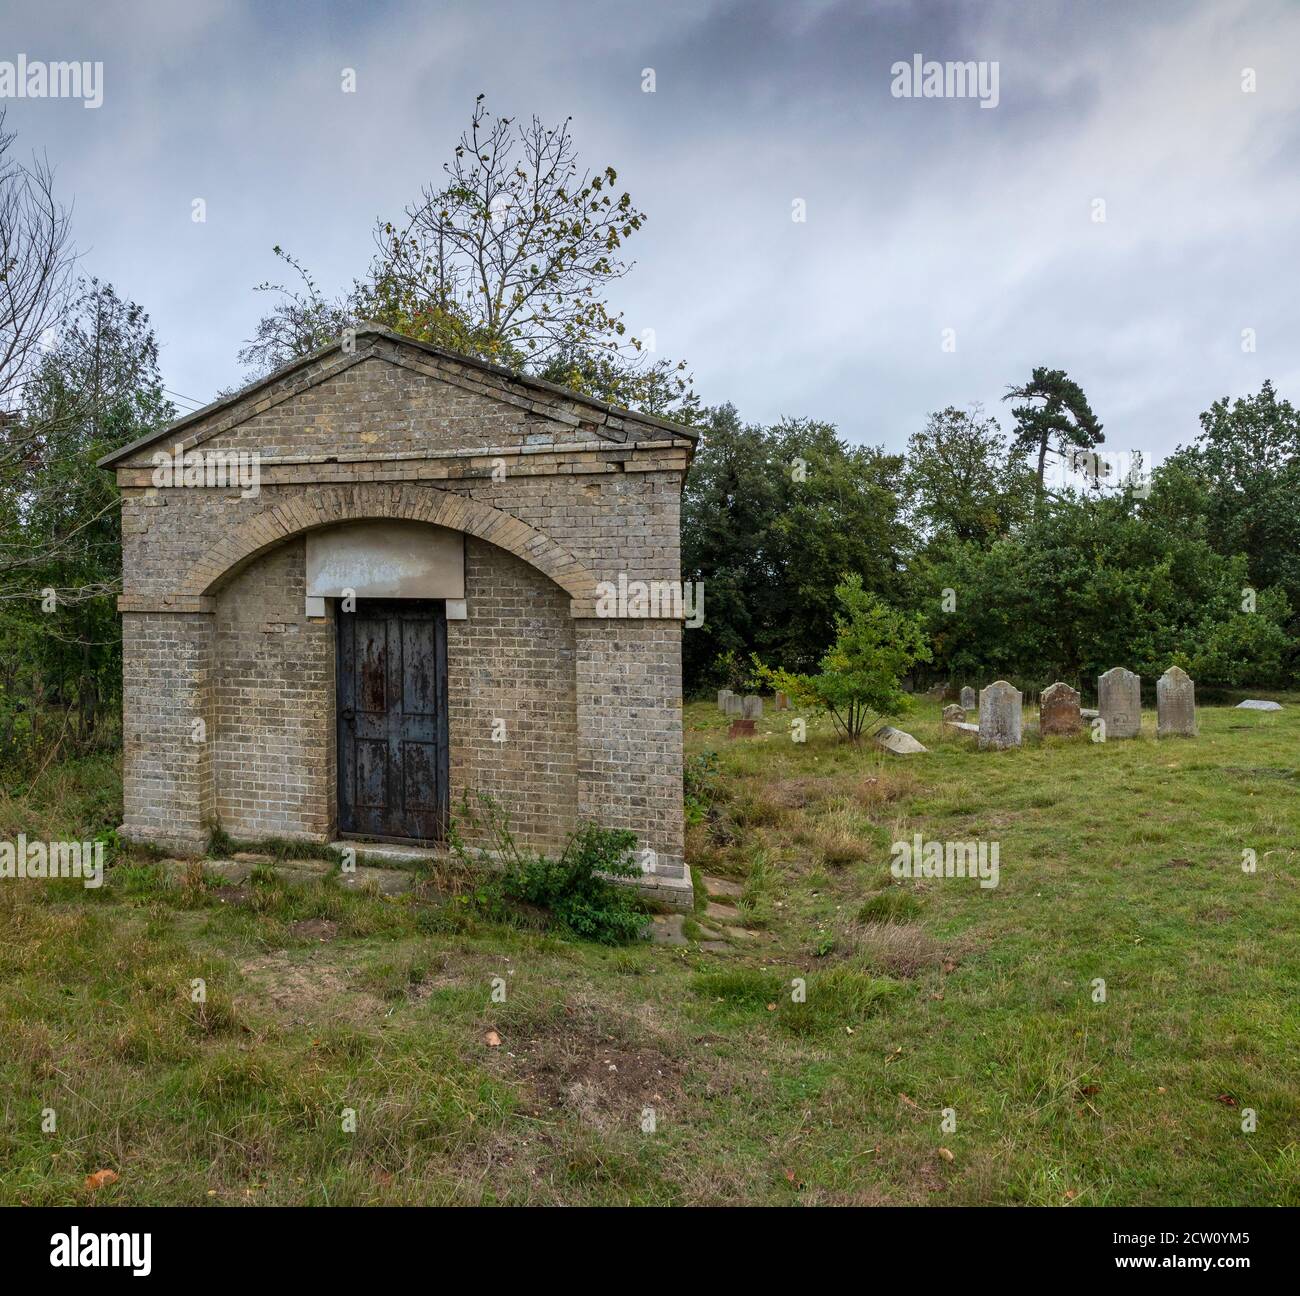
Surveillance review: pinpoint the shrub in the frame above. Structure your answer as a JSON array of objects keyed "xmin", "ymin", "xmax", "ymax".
[
  {"xmin": 684, "ymin": 750, "xmax": 721, "ymax": 826},
  {"xmin": 754, "ymin": 573, "xmax": 931, "ymax": 741},
  {"xmin": 450, "ymin": 793, "xmax": 650, "ymax": 945}
]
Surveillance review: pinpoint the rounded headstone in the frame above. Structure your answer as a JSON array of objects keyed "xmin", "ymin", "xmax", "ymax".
[
  {"xmin": 1098, "ymin": 667, "xmax": 1141, "ymax": 739},
  {"xmin": 1040, "ymin": 681, "xmax": 1082, "ymax": 736},
  {"xmin": 978, "ymin": 680, "xmax": 1022, "ymax": 750},
  {"xmin": 1156, "ymin": 666, "xmax": 1196, "ymax": 737}
]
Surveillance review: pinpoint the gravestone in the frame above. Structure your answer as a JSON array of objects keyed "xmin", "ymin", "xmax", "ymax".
[
  {"xmin": 1098, "ymin": 667, "xmax": 1141, "ymax": 739},
  {"xmin": 978, "ymin": 680, "xmax": 1022, "ymax": 750},
  {"xmin": 960, "ymin": 685, "xmax": 976, "ymax": 710},
  {"xmin": 724, "ymin": 693, "xmax": 743, "ymax": 716},
  {"xmin": 1040, "ymin": 681, "xmax": 1082, "ymax": 736},
  {"xmin": 741, "ymin": 695, "xmax": 763, "ymax": 720},
  {"xmin": 1157, "ymin": 666, "xmax": 1196, "ymax": 736},
  {"xmin": 876, "ymin": 725, "xmax": 927, "ymax": 755},
  {"xmin": 775, "ymin": 691, "xmax": 790, "ymax": 710},
  {"xmin": 728, "ymin": 718, "xmax": 755, "ymax": 739},
  {"xmin": 942, "ymin": 703, "xmax": 966, "ymax": 723},
  {"xmin": 717, "ymin": 688, "xmax": 734, "ymax": 712},
  {"xmin": 1236, "ymin": 699, "xmax": 1282, "ymax": 711}
]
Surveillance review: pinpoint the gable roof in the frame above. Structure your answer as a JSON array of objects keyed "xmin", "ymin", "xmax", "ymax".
[{"xmin": 98, "ymin": 322, "xmax": 700, "ymax": 469}]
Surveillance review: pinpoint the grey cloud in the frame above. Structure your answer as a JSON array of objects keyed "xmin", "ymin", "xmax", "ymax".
[{"xmin": 1, "ymin": 0, "xmax": 1295, "ymax": 460}]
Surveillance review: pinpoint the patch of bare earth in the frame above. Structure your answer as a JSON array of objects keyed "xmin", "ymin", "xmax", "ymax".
[
  {"xmin": 237, "ymin": 950, "xmax": 380, "ymax": 1024},
  {"xmin": 288, "ymin": 918, "xmax": 338, "ymax": 942},
  {"xmin": 490, "ymin": 1004, "xmax": 690, "ymax": 1134}
]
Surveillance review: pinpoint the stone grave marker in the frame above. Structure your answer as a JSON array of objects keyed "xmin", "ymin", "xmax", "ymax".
[
  {"xmin": 1040, "ymin": 681, "xmax": 1082, "ymax": 736},
  {"xmin": 1157, "ymin": 666, "xmax": 1196, "ymax": 736},
  {"xmin": 876, "ymin": 725, "xmax": 927, "ymax": 755},
  {"xmin": 978, "ymin": 680, "xmax": 1022, "ymax": 750},
  {"xmin": 1098, "ymin": 667, "xmax": 1141, "ymax": 739}
]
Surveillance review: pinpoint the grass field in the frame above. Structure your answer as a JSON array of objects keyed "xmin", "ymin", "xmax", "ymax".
[{"xmin": 1, "ymin": 694, "xmax": 1297, "ymax": 1205}]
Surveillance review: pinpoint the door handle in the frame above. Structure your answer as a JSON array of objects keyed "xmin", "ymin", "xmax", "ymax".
[{"xmin": 342, "ymin": 706, "xmax": 355, "ymax": 722}]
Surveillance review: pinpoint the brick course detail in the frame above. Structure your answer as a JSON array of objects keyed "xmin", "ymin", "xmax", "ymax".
[{"xmin": 102, "ymin": 326, "xmax": 696, "ymax": 908}]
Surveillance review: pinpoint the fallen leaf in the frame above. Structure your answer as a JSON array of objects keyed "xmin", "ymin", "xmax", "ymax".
[
  {"xmin": 84, "ymin": 1169, "xmax": 118, "ymax": 1191},
  {"xmin": 1080, "ymin": 1084, "xmax": 1101, "ymax": 1096},
  {"xmin": 1215, "ymin": 1093, "xmax": 1238, "ymax": 1107}
]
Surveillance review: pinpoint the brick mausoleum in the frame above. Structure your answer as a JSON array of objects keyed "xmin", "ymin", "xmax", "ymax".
[{"xmin": 99, "ymin": 325, "xmax": 697, "ymax": 909}]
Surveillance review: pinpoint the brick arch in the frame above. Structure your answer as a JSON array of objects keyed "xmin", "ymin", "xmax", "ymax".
[{"xmin": 181, "ymin": 483, "xmax": 598, "ymax": 603}]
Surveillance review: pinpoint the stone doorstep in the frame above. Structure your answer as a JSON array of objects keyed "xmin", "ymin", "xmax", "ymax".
[
  {"xmin": 160, "ymin": 856, "xmax": 413, "ymax": 895},
  {"xmin": 325, "ymin": 841, "xmax": 696, "ymax": 913},
  {"xmin": 117, "ymin": 829, "xmax": 693, "ymax": 911}
]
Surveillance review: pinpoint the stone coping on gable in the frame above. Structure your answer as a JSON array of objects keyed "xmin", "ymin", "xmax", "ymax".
[{"xmin": 99, "ymin": 327, "xmax": 700, "ymax": 472}]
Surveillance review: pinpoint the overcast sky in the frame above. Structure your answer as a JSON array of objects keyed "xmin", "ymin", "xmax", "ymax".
[{"xmin": 4, "ymin": 0, "xmax": 1298, "ymax": 463}]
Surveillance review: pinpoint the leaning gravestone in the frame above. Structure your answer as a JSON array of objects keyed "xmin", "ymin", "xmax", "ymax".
[
  {"xmin": 876, "ymin": 725, "xmax": 927, "ymax": 755},
  {"xmin": 741, "ymin": 695, "xmax": 763, "ymax": 720},
  {"xmin": 1040, "ymin": 681, "xmax": 1082, "ymax": 736},
  {"xmin": 1098, "ymin": 667, "xmax": 1141, "ymax": 739},
  {"xmin": 1157, "ymin": 666, "xmax": 1196, "ymax": 737},
  {"xmin": 1236, "ymin": 699, "xmax": 1282, "ymax": 711},
  {"xmin": 718, "ymin": 688, "xmax": 734, "ymax": 713},
  {"xmin": 978, "ymin": 680, "xmax": 1022, "ymax": 750},
  {"xmin": 960, "ymin": 685, "xmax": 976, "ymax": 710}
]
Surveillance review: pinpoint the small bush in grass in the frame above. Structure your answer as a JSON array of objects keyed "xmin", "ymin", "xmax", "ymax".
[
  {"xmin": 684, "ymin": 750, "xmax": 722, "ymax": 825},
  {"xmin": 450, "ymin": 793, "xmax": 650, "ymax": 945},
  {"xmin": 857, "ymin": 888, "xmax": 925, "ymax": 924}
]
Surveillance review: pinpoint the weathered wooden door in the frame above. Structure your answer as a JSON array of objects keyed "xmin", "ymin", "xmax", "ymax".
[{"xmin": 337, "ymin": 599, "xmax": 448, "ymax": 843}]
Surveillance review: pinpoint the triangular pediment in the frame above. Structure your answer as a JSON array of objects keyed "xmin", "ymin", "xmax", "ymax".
[{"xmin": 100, "ymin": 326, "xmax": 696, "ymax": 469}]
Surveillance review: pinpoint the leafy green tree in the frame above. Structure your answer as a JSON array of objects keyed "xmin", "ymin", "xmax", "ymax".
[
  {"xmin": 241, "ymin": 97, "xmax": 698, "ymax": 422},
  {"xmin": 0, "ymin": 278, "xmax": 171, "ymax": 757},
  {"xmin": 1164, "ymin": 380, "xmax": 1300, "ymax": 647},
  {"xmin": 755, "ymin": 574, "xmax": 930, "ymax": 741},
  {"xmin": 924, "ymin": 487, "xmax": 1291, "ymax": 691},
  {"xmin": 903, "ymin": 404, "xmax": 1034, "ymax": 543},
  {"xmin": 1004, "ymin": 367, "xmax": 1103, "ymax": 498},
  {"xmin": 681, "ymin": 407, "xmax": 908, "ymax": 689}
]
